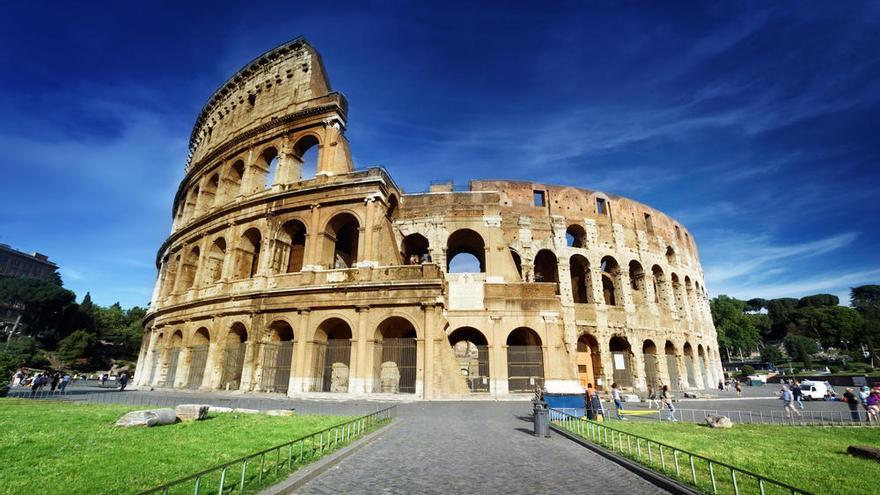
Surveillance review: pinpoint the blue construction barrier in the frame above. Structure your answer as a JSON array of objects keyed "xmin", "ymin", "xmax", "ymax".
[{"xmin": 543, "ymin": 393, "xmax": 585, "ymax": 418}]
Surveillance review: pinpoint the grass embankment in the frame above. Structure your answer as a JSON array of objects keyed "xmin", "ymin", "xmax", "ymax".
[
  {"xmin": 0, "ymin": 399, "xmax": 359, "ymax": 495},
  {"xmin": 564, "ymin": 419, "xmax": 880, "ymax": 495}
]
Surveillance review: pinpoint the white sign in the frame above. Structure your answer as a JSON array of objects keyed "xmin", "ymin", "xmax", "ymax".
[{"xmin": 613, "ymin": 353, "xmax": 626, "ymax": 370}]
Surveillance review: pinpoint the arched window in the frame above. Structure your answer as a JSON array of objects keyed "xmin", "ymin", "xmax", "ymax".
[
  {"xmin": 163, "ymin": 331, "xmax": 184, "ymax": 387},
  {"xmin": 161, "ymin": 254, "xmax": 180, "ymax": 297},
  {"xmin": 565, "ymin": 224, "xmax": 586, "ymax": 248},
  {"xmin": 666, "ymin": 245, "xmax": 676, "ymax": 265},
  {"xmin": 448, "ymin": 327, "xmax": 489, "ymax": 393},
  {"xmin": 273, "ymin": 220, "xmax": 307, "ymax": 273},
  {"xmin": 447, "ymin": 229, "xmax": 485, "ymax": 273},
  {"xmin": 235, "ymin": 228, "xmax": 262, "ymax": 279},
  {"xmin": 629, "ymin": 260, "xmax": 645, "ymax": 305},
  {"xmin": 293, "ymin": 135, "xmax": 319, "ymax": 180},
  {"xmin": 402, "ymin": 233, "xmax": 430, "ymax": 265},
  {"xmin": 601, "ymin": 256, "xmax": 620, "ymax": 305},
  {"xmin": 325, "ymin": 213, "xmax": 359, "ymax": 269},
  {"xmin": 506, "ymin": 327, "xmax": 544, "ymax": 392},
  {"xmin": 179, "ymin": 246, "xmax": 200, "ymax": 289},
  {"xmin": 227, "ymin": 160, "xmax": 245, "ymax": 199},
  {"xmin": 569, "ymin": 254, "xmax": 591, "ymax": 303},
  {"xmin": 203, "ymin": 173, "xmax": 219, "ymax": 208},
  {"xmin": 510, "ymin": 249, "xmax": 523, "ymax": 280},
  {"xmin": 206, "ymin": 238, "xmax": 226, "ymax": 283},
  {"xmin": 651, "ymin": 265, "xmax": 666, "ymax": 305},
  {"xmin": 260, "ymin": 147, "xmax": 279, "ymax": 189},
  {"xmin": 534, "ymin": 249, "xmax": 558, "ymax": 283},
  {"xmin": 185, "ymin": 186, "xmax": 200, "ymax": 220}
]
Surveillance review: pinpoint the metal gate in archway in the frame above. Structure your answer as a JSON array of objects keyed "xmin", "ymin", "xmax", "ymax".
[
  {"xmin": 148, "ymin": 351, "xmax": 159, "ymax": 385},
  {"xmin": 611, "ymin": 351, "xmax": 634, "ymax": 388},
  {"xmin": 698, "ymin": 357, "xmax": 709, "ymax": 389},
  {"xmin": 453, "ymin": 342, "xmax": 489, "ymax": 393},
  {"xmin": 507, "ymin": 346, "xmax": 544, "ymax": 393},
  {"xmin": 376, "ymin": 338, "xmax": 417, "ymax": 394},
  {"xmin": 644, "ymin": 353, "xmax": 660, "ymax": 389},
  {"xmin": 220, "ymin": 342, "xmax": 247, "ymax": 390},
  {"xmin": 315, "ymin": 340, "xmax": 351, "ymax": 392},
  {"xmin": 666, "ymin": 354, "xmax": 681, "ymax": 392},
  {"xmin": 685, "ymin": 358, "xmax": 697, "ymax": 388},
  {"xmin": 260, "ymin": 341, "xmax": 294, "ymax": 394},
  {"xmin": 163, "ymin": 348, "xmax": 181, "ymax": 387},
  {"xmin": 186, "ymin": 345, "xmax": 209, "ymax": 389}
]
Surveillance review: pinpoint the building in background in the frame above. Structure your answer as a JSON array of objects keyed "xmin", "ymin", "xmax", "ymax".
[{"xmin": 0, "ymin": 243, "xmax": 57, "ymax": 281}]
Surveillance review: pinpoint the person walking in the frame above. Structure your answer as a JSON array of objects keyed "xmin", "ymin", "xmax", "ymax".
[
  {"xmin": 866, "ymin": 388, "xmax": 880, "ymax": 424},
  {"xmin": 792, "ymin": 381, "xmax": 805, "ymax": 410},
  {"xmin": 843, "ymin": 388, "xmax": 861, "ymax": 422},
  {"xmin": 781, "ymin": 385, "xmax": 801, "ymax": 420},
  {"xmin": 584, "ymin": 383, "xmax": 595, "ymax": 420},
  {"xmin": 611, "ymin": 383, "xmax": 626, "ymax": 420},
  {"xmin": 59, "ymin": 374, "xmax": 71, "ymax": 393},
  {"xmin": 735, "ymin": 381, "xmax": 742, "ymax": 397},
  {"xmin": 661, "ymin": 384, "xmax": 677, "ymax": 421},
  {"xmin": 118, "ymin": 371, "xmax": 129, "ymax": 391},
  {"xmin": 718, "ymin": 379, "xmax": 724, "ymax": 392},
  {"xmin": 50, "ymin": 372, "xmax": 61, "ymax": 392},
  {"xmin": 647, "ymin": 384, "xmax": 660, "ymax": 409}
]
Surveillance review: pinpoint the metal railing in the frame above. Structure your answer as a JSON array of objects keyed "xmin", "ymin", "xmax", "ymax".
[
  {"xmin": 624, "ymin": 406, "xmax": 879, "ymax": 427},
  {"xmin": 549, "ymin": 409, "xmax": 812, "ymax": 495},
  {"xmin": 139, "ymin": 405, "xmax": 396, "ymax": 495}
]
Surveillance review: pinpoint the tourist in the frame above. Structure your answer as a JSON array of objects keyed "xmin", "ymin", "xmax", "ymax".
[
  {"xmin": 865, "ymin": 388, "xmax": 879, "ymax": 423},
  {"xmin": 858, "ymin": 385, "xmax": 870, "ymax": 417},
  {"xmin": 781, "ymin": 385, "xmax": 801, "ymax": 420},
  {"xmin": 100, "ymin": 373, "xmax": 108, "ymax": 387},
  {"xmin": 843, "ymin": 388, "xmax": 861, "ymax": 422},
  {"xmin": 584, "ymin": 383, "xmax": 594, "ymax": 420},
  {"xmin": 118, "ymin": 371, "xmax": 129, "ymax": 391},
  {"xmin": 735, "ymin": 381, "xmax": 742, "ymax": 397},
  {"xmin": 611, "ymin": 383, "xmax": 626, "ymax": 420},
  {"xmin": 50, "ymin": 372, "xmax": 61, "ymax": 392},
  {"xmin": 717, "ymin": 379, "xmax": 723, "ymax": 392},
  {"xmin": 792, "ymin": 381, "xmax": 805, "ymax": 410},
  {"xmin": 59, "ymin": 374, "xmax": 71, "ymax": 393},
  {"xmin": 647, "ymin": 384, "xmax": 659, "ymax": 409},
  {"xmin": 661, "ymin": 384, "xmax": 677, "ymax": 421}
]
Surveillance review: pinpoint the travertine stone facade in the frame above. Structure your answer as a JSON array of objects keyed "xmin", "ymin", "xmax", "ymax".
[{"xmin": 135, "ymin": 38, "xmax": 723, "ymax": 399}]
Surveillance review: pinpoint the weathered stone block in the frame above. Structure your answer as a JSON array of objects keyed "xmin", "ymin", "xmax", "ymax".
[
  {"xmin": 705, "ymin": 415, "xmax": 733, "ymax": 428},
  {"xmin": 380, "ymin": 361, "xmax": 401, "ymax": 394},
  {"xmin": 330, "ymin": 362, "xmax": 349, "ymax": 393},
  {"xmin": 175, "ymin": 404, "xmax": 210, "ymax": 422},
  {"xmin": 847, "ymin": 445, "xmax": 880, "ymax": 462},
  {"xmin": 115, "ymin": 409, "xmax": 177, "ymax": 427},
  {"xmin": 232, "ymin": 408, "xmax": 261, "ymax": 414},
  {"xmin": 264, "ymin": 409, "xmax": 296, "ymax": 416}
]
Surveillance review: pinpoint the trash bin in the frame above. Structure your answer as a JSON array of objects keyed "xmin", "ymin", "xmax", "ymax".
[{"xmin": 533, "ymin": 400, "xmax": 549, "ymax": 437}]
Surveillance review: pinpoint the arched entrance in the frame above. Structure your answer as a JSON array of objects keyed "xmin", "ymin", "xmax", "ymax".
[
  {"xmin": 664, "ymin": 341, "xmax": 681, "ymax": 393},
  {"xmin": 447, "ymin": 229, "xmax": 485, "ymax": 273},
  {"xmin": 570, "ymin": 255, "xmax": 592, "ymax": 304},
  {"xmin": 402, "ymin": 233, "xmax": 430, "ymax": 265},
  {"xmin": 186, "ymin": 327, "xmax": 210, "ymax": 390},
  {"xmin": 313, "ymin": 318, "xmax": 352, "ymax": 392},
  {"xmin": 448, "ymin": 327, "xmax": 489, "ymax": 393},
  {"xmin": 220, "ymin": 323, "xmax": 248, "ymax": 391},
  {"xmin": 506, "ymin": 327, "xmax": 544, "ymax": 393},
  {"xmin": 698, "ymin": 344, "xmax": 709, "ymax": 389},
  {"xmin": 325, "ymin": 214, "xmax": 359, "ymax": 269},
  {"xmin": 374, "ymin": 317, "xmax": 417, "ymax": 394},
  {"xmin": 576, "ymin": 333, "xmax": 603, "ymax": 389},
  {"xmin": 609, "ymin": 336, "xmax": 634, "ymax": 388},
  {"xmin": 163, "ymin": 331, "xmax": 184, "ymax": 387},
  {"xmin": 683, "ymin": 342, "xmax": 697, "ymax": 388},
  {"xmin": 260, "ymin": 320, "xmax": 295, "ymax": 393},
  {"xmin": 643, "ymin": 340, "xmax": 660, "ymax": 390}
]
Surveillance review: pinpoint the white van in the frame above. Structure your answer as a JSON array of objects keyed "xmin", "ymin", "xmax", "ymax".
[{"xmin": 799, "ymin": 380, "xmax": 831, "ymax": 400}]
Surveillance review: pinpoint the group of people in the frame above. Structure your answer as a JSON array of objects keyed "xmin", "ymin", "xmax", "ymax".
[
  {"xmin": 842, "ymin": 386, "xmax": 880, "ymax": 423},
  {"xmin": 580, "ymin": 382, "xmax": 677, "ymax": 422},
  {"xmin": 12, "ymin": 369, "xmax": 72, "ymax": 395},
  {"xmin": 644, "ymin": 383, "xmax": 678, "ymax": 421}
]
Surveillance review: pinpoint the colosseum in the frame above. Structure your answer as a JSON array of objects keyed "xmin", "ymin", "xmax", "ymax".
[{"xmin": 133, "ymin": 38, "xmax": 723, "ymax": 399}]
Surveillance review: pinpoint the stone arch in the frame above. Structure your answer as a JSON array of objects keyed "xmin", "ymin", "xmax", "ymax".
[
  {"xmin": 161, "ymin": 253, "xmax": 180, "ymax": 297},
  {"xmin": 186, "ymin": 327, "xmax": 211, "ymax": 390},
  {"xmin": 225, "ymin": 160, "xmax": 245, "ymax": 200},
  {"xmin": 600, "ymin": 256, "xmax": 621, "ymax": 306},
  {"xmin": 292, "ymin": 134, "xmax": 320, "ymax": 180},
  {"xmin": 257, "ymin": 146, "xmax": 279, "ymax": 189},
  {"xmin": 576, "ymin": 333, "xmax": 603, "ymax": 389},
  {"xmin": 185, "ymin": 185, "xmax": 200, "ymax": 220},
  {"xmin": 566, "ymin": 224, "xmax": 587, "ymax": 248},
  {"xmin": 608, "ymin": 336, "xmax": 634, "ymax": 388},
  {"xmin": 178, "ymin": 245, "xmax": 200, "ymax": 290},
  {"xmin": 642, "ymin": 339, "xmax": 660, "ymax": 390},
  {"xmin": 506, "ymin": 327, "xmax": 544, "ymax": 393},
  {"xmin": 665, "ymin": 245, "xmax": 676, "ymax": 265},
  {"xmin": 449, "ymin": 327, "xmax": 490, "ymax": 393},
  {"xmin": 205, "ymin": 237, "xmax": 226, "ymax": 284},
  {"xmin": 220, "ymin": 322, "xmax": 248, "ymax": 391},
  {"xmin": 697, "ymin": 343, "xmax": 709, "ymax": 389},
  {"xmin": 402, "ymin": 233, "xmax": 430, "ymax": 265},
  {"xmin": 533, "ymin": 249, "xmax": 558, "ymax": 284},
  {"xmin": 628, "ymin": 260, "xmax": 645, "ymax": 305},
  {"xmin": 651, "ymin": 265, "xmax": 667, "ymax": 305},
  {"xmin": 374, "ymin": 316, "xmax": 417, "ymax": 394},
  {"xmin": 447, "ymin": 228, "xmax": 485, "ymax": 273},
  {"xmin": 273, "ymin": 219, "xmax": 307, "ymax": 273},
  {"xmin": 664, "ymin": 340, "xmax": 681, "ymax": 392},
  {"xmin": 260, "ymin": 319, "xmax": 295, "ymax": 393},
  {"xmin": 162, "ymin": 330, "xmax": 184, "ymax": 387},
  {"xmin": 312, "ymin": 317, "xmax": 353, "ymax": 392},
  {"xmin": 509, "ymin": 248, "xmax": 523, "ymax": 280},
  {"xmin": 569, "ymin": 254, "xmax": 592, "ymax": 304},
  {"xmin": 324, "ymin": 212, "xmax": 360, "ymax": 269},
  {"xmin": 234, "ymin": 228, "xmax": 262, "ymax": 279},
  {"xmin": 683, "ymin": 342, "xmax": 697, "ymax": 388},
  {"xmin": 203, "ymin": 173, "xmax": 220, "ymax": 209}
]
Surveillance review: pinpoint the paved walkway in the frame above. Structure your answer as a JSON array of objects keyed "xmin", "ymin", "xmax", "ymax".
[{"xmin": 297, "ymin": 402, "xmax": 670, "ymax": 494}]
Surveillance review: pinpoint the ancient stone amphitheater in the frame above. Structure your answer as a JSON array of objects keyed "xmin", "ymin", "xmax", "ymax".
[{"xmin": 134, "ymin": 38, "xmax": 722, "ymax": 399}]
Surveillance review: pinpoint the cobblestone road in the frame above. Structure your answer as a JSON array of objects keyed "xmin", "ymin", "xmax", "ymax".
[{"xmin": 297, "ymin": 402, "xmax": 670, "ymax": 495}]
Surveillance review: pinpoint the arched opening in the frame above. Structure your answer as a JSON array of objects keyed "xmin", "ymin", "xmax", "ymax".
[
  {"xmin": 185, "ymin": 186, "xmax": 200, "ymax": 220},
  {"xmin": 174, "ymin": 202, "xmax": 185, "ymax": 227},
  {"xmin": 448, "ymin": 327, "xmax": 489, "ymax": 393},
  {"xmin": 570, "ymin": 255, "xmax": 592, "ymax": 304},
  {"xmin": 643, "ymin": 340, "xmax": 659, "ymax": 390},
  {"xmin": 664, "ymin": 341, "xmax": 681, "ymax": 393},
  {"xmin": 685, "ymin": 276, "xmax": 696, "ymax": 314},
  {"xmin": 566, "ymin": 224, "xmax": 587, "ymax": 248},
  {"xmin": 446, "ymin": 229, "xmax": 485, "ymax": 273},
  {"xmin": 273, "ymin": 220, "xmax": 307, "ymax": 273},
  {"xmin": 148, "ymin": 332, "xmax": 163, "ymax": 385},
  {"xmin": 163, "ymin": 331, "xmax": 184, "ymax": 387},
  {"xmin": 697, "ymin": 344, "xmax": 709, "ymax": 389},
  {"xmin": 227, "ymin": 160, "xmax": 245, "ymax": 200},
  {"xmin": 293, "ymin": 135, "xmax": 319, "ymax": 180},
  {"xmin": 235, "ymin": 228, "xmax": 262, "ymax": 279},
  {"xmin": 651, "ymin": 265, "xmax": 666, "ymax": 305},
  {"xmin": 601, "ymin": 256, "xmax": 620, "ymax": 305},
  {"xmin": 186, "ymin": 327, "xmax": 210, "ymax": 390},
  {"xmin": 671, "ymin": 273, "xmax": 685, "ymax": 314},
  {"xmin": 374, "ymin": 317, "xmax": 417, "ymax": 394},
  {"xmin": 683, "ymin": 342, "xmax": 697, "ymax": 388},
  {"xmin": 629, "ymin": 260, "xmax": 645, "ymax": 305},
  {"xmin": 260, "ymin": 320, "xmax": 294, "ymax": 393},
  {"xmin": 260, "ymin": 147, "xmax": 279, "ymax": 189},
  {"xmin": 509, "ymin": 249, "xmax": 523, "ymax": 280},
  {"xmin": 506, "ymin": 327, "xmax": 544, "ymax": 393},
  {"xmin": 205, "ymin": 238, "xmax": 226, "ymax": 284},
  {"xmin": 220, "ymin": 323, "xmax": 248, "ymax": 391},
  {"xmin": 204, "ymin": 174, "xmax": 219, "ymax": 209},
  {"xmin": 179, "ymin": 246, "xmax": 200, "ymax": 290},
  {"xmin": 533, "ymin": 249, "xmax": 558, "ymax": 284},
  {"xmin": 312, "ymin": 318, "xmax": 352, "ymax": 392},
  {"xmin": 609, "ymin": 336, "xmax": 634, "ymax": 388},
  {"xmin": 161, "ymin": 254, "xmax": 179, "ymax": 297},
  {"xmin": 402, "ymin": 233, "xmax": 430, "ymax": 265},
  {"xmin": 666, "ymin": 246, "xmax": 676, "ymax": 265},
  {"xmin": 325, "ymin": 213, "xmax": 359, "ymax": 269},
  {"xmin": 577, "ymin": 333, "xmax": 603, "ymax": 389}
]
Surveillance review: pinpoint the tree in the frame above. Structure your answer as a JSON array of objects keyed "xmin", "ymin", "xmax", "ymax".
[
  {"xmin": 797, "ymin": 294, "xmax": 839, "ymax": 308},
  {"xmin": 745, "ymin": 298, "xmax": 769, "ymax": 313},
  {"xmin": 711, "ymin": 295, "xmax": 761, "ymax": 359},
  {"xmin": 56, "ymin": 330, "xmax": 96, "ymax": 365},
  {"xmin": 790, "ymin": 305, "xmax": 862, "ymax": 349},
  {"xmin": 746, "ymin": 313, "xmax": 772, "ymax": 338},
  {"xmin": 0, "ymin": 276, "xmax": 76, "ymax": 347},
  {"xmin": 784, "ymin": 335, "xmax": 819, "ymax": 370},
  {"xmin": 767, "ymin": 298, "xmax": 799, "ymax": 340},
  {"xmin": 851, "ymin": 285, "xmax": 880, "ymax": 367},
  {"xmin": 760, "ymin": 346, "xmax": 783, "ymax": 363}
]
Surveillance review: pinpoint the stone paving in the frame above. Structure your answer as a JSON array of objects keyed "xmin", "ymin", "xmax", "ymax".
[{"xmin": 296, "ymin": 402, "xmax": 670, "ymax": 495}]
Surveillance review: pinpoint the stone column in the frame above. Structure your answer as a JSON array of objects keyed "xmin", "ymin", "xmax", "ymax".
[
  {"xmin": 598, "ymin": 336, "xmax": 614, "ymax": 391},
  {"xmin": 290, "ymin": 310, "xmax": 312, "ymax": 394},
  {"xmin": 203, "ymin": 341, "xmax": 222, "ymax": 390},
  {"xmin": 619, "ymin": 268, "xmax": 634, "ymax": 310},
  {"xmin": 422, "ymin": 303, "xmax": 438, "ymax": 399},
  {"xmin": 357, "ymin": 197, "xmax": 377, "ymax": 267},
  {"xmin": 137, "ymin": 331, "xmax": 160, "ymax": 386},
  {"xmin": 350, "ymin": 307, "xmax": 370, "ymax": 394},
  {"xmin": 631, "ymin": 344, "xmax": 646, "ymax": 391},
  {"xmin": 303, "ymin": 204, "xmax": 323, "ymax": 270},
  {"xmin": 239, "ymin": 335, "xmax": 258, "ymax": 391},
  {"xmin": 176, "ymin": 346, "xmax": 193, "ymax": 389},
  {"xmin": 490, "ymin": 316, "xmax": 507, "ymax": 396}
]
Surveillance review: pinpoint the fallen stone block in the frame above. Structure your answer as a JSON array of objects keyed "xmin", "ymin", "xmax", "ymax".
[
  {"xmin": 209, "ymin": 406, "xmax": 234, "ymax": 413},
  {"xmin": 848, "ymin": 445, "xmax": 880, "ymax": 462},
  {"xmin": 705, "ymin": 414, "xmax": 733, "ymax": 428},
  {"xmin": 232, "ymin": 408, "xmax": 261, "ymax": 414},
  {"xmin": 175, "ymin": 404, "xmax": 210, "ymax": 422},
  {"xmin": 622, "ymin": 394, "xmax": 640, "ymax": 403},
  {"xmin": 115, "ymin": 408, "xmax": 177, "ymax": 427},
  {"xmin": 263, "ymin": 409, "xmax": 295, "ymax": 417}
]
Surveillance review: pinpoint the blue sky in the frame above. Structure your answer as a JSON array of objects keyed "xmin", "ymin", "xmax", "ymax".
[{"xmin": 1, "ymin": 2, "xmax": 878, "ymax": 308}]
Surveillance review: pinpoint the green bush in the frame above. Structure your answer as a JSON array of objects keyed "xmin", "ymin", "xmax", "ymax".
[{"xmin": 740, "ymin": 365, "xmax": 756, "ymax": 377}]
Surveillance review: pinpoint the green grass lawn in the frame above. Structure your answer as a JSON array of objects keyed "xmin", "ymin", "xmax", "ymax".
[
  {"xmin": 0, "ymin": 399, "xmax": 361, "ymax": 495},
  {"xmin": 561, "ymin": 419, "xmax": 880, "ymax": 495}
]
